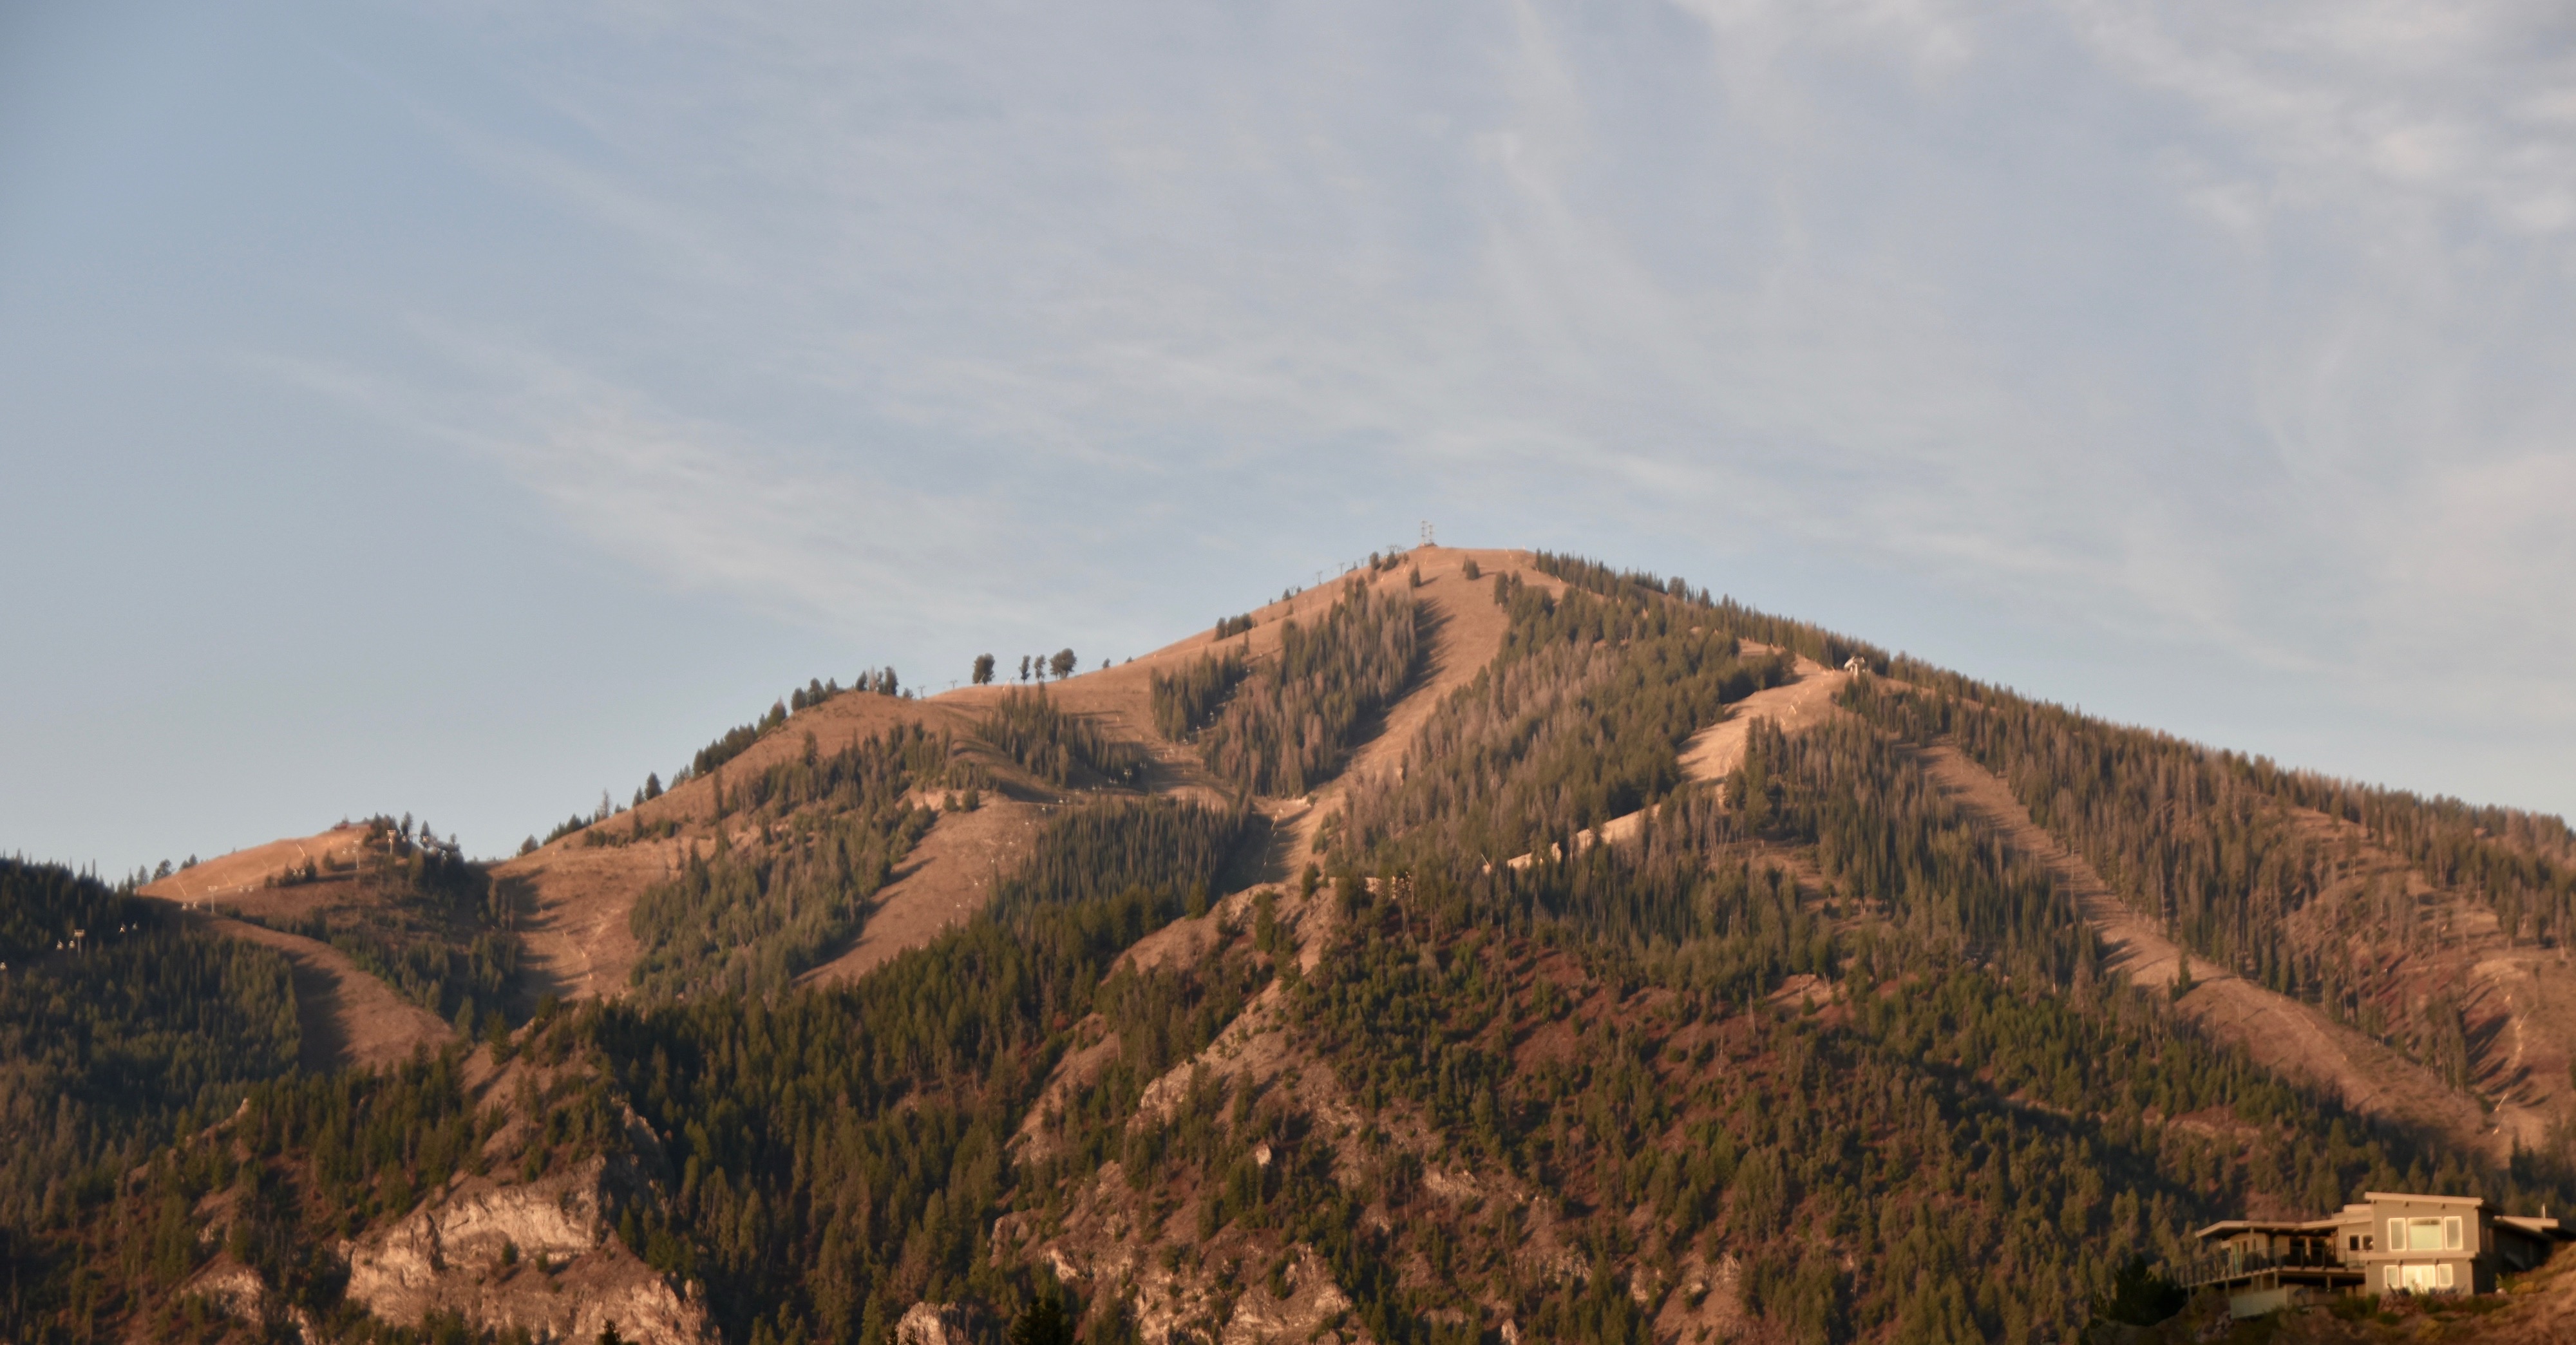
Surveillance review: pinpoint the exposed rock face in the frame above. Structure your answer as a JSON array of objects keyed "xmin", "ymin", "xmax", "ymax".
[
  {"xmin": 339, "ymin": 1156, "xmax": 712, "ymax": 1345},
  {"xmin": 345, "ymin": 1165, "xmax": 600, "ymax": 1295},
  {"xmin": 894, "ymin": 1301, "xmax": 980, "ymax": 1345},
  {"xmin": 175, "ymin": 1256, "xmax": 318, "ymax": 1342}
]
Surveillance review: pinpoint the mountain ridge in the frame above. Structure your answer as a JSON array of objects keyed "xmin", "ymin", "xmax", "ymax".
[{"xmin": 19, "ymin": 544, "xmax": 2576, "ymax": 1345}]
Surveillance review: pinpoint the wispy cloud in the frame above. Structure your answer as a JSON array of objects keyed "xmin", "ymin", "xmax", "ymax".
[
  {"xmin": 254, "ymin": 333, "xmax": 1034, "ymax": 637},
  {"xmin": 303, "ymin": 0, "xmax": 2576, "ymax": 779}
]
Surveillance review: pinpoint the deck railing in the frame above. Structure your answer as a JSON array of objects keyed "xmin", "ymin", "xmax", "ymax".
[{"xmin": 2177, "ymin": 1245, "xmax": 2354, "ymax": 1288}]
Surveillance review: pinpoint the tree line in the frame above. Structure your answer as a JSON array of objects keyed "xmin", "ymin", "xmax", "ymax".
[{"xmin": 978, "ymin": 688, "xmax": 1149, "ymax": 790}]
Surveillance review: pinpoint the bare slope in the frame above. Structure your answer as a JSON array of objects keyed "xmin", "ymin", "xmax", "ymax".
[
  {"xmin": 497, "ymin": 690, "xmax": 983, "ymax": 1000},
  {"xmin": 1502, "ymin": 650, "xmax": 1853, "ymax": 869},
  {"xmin": 1913, "ymin": 742, "xmax": 2520, "ymax": 1156},
  {"xmin": 1653, "ymin": 663, "xmax": 2548, "ymax": 1157},
  {"xmin": 797, "ymin": 795, "xmax": 1055, "ymax": 987},
  {"xmin": 139, "ymin": 825, "xmax": 371, "ymax": 905},
  {"xmin": 194, "ymin": 914, "xmax": 454, "ymax": 1071},
  {"xmin": 1266, "ymin": 549, "xmax": 1545, "ymax": 878},
  {"xmin": 2270, "ymin": 804, "xmax": 2576, "ymax": 1133},
  {"xmin": 508, "ymin": 547, "xmax": 1537, "ymax": 1002},
  {"xmin": 135, "ymin": 825, "xmax": 457, "ymax": 1071},
  {"xmin": 1676, "ymin": 649, "xmax": 1848, "ymax": 784}
]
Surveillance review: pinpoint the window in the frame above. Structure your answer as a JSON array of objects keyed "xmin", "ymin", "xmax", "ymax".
[
  {"xmin": 2407, "ymin": 1218, "xmax": 2445, "ymax": 1252},
  {"xmin": 2438, "ymin": 1263, "xmax": 2456, "ymax": 1290},
  {"xmin": 2385, "ymin": 1266, "xmax": 2401, "ymax": 1292},
  {"xmin": 2390, "ymin": 1218, "xmax": 2404, "ymax": 1251},
  {"xmin": 2444, "ymin": 1216, "xmax": 2463, "ymax": 1250},
  {"xmin": 2401, "ymin": 1263, "xmax": 2441, "ymax": 1293}
]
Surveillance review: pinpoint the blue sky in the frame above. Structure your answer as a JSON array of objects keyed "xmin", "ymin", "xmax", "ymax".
[{"xmin": 6, "ymin": 0, "xmax": 2572, "ymax": 872}]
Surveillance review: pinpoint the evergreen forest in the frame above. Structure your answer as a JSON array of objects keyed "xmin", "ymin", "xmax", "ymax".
[{"xmin": 7, "ymin": 549, "xmax": 2576, "ymax": 1345}]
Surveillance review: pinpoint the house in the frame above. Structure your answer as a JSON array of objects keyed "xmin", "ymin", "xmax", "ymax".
[
  {"xmin": 1842, "ymin": 655, "xmax": 1867, "ymax": 675},
  {"xmin": 2184, "ymin": 1191, "xmax": 2570, "ymax": 1318}
]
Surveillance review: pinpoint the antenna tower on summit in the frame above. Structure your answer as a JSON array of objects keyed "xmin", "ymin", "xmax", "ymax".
[{"xmin": 1419, "ymin": 520, "xmax": 1434, "ymax": 547}]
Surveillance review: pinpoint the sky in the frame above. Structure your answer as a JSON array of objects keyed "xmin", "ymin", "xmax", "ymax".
[{"xmin": 5, "ymin": 0, "xmax": 2572, "ymax": 874}]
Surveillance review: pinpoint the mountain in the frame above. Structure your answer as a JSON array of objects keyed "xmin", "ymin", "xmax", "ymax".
[{"xmin": 6, "ymin": 545, "xmax": 2575, "ymax": 1345}]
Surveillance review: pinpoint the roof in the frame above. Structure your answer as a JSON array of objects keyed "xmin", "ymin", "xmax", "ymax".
[
  {"xmin": 2193, "ymin": 1193, "xmax": 2544, "ymax": 1244},
  {"xmin": 2191, "ymin": 1218, "xmax": 2344, "ymax": 1241},
  {"xmin": 2364, "ymin": 1190, "xmax": 2488, "ymax": 1209},
  {"xmin": 2495, "ymin": 1216, "xmax": 2575, "ymax": 1242}
]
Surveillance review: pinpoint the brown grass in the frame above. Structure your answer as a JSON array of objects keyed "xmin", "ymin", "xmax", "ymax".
[
  {"xmin": 133, "ymin": 824, "xmax": 456, "ymax": 1071},
  {"xmin": 138, "ymin": 825, "xmax": 370, "ymax": 905},
  {"xmin": 797, "ymin": 796, "xmax": 1056, "ymax": 987},
  {"xmin": 498, "ymin": 547, "xmax": 1537, "ymax": 1004},
  {"xmin": 189, "ymin": 912, "xmax": 454, "ymax": 1071}
]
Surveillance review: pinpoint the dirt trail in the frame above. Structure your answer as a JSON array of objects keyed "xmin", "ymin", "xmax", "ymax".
[
  {"xmin": 191, "ymin": 913, "xmax": 454, "ymax": 1071},
  {"xmin": 1913, "ymin": 743, "xmax": 2510, "ymax": 1157},
  {"xmin": 506, "ymin": 841, "xmax": 675, "ymax": 1003}
]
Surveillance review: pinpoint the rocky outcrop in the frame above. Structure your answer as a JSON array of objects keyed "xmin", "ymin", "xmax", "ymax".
[
  {"xmin": 339, "ymin": 1156, "xmax": 712, "ymax": 1345},
  {"xmin": 895, "ymin": 1301, "xmax": 982, "ymax": 1345},
  {"xmin": 174, "ymin": 1255, "xmax": 319, "ymax": 1342},
  {"xmin": 344, "ymin": 1166, "xmax": 601, "ymax": 1296}
]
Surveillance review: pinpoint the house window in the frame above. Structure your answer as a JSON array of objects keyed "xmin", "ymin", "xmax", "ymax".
[
  {"xmin": 2444, "ymin": 1216, "xmax": 2463, "ymax": 1250},
  {"xmin": 2406, "ymin": 1218, "xmax": 2445, "ymax": 1252},
  {"xmin": 2385, "ymin": 1266, "xmax": 2401, "ymax": 1292},
  {"xmin": 2401, "ymin": 1264, "xmax": 2441, "ymax": 1293},
  {"xmin": 2438, "ymin": 1263, "xmax": 2456, "ymax": 1290},
  {"xmin": 2389, "ymin": 1219, "xmax": 2403, "ymax": 1251}
]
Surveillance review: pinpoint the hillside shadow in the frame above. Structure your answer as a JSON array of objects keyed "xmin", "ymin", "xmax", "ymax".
[
  {"xmin": 498, "ymin": 872, "xmax": 578, "ymax": 1017},
  {"xmin": 1216, "ymin": 811, "xmax": 1280, "ymax": 894}
]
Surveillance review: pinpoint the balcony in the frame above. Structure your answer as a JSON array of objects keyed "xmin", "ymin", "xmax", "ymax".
[{"xmin": 2179, "ymin": 1245, "xmax": 2360, "ymax": 1290}]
